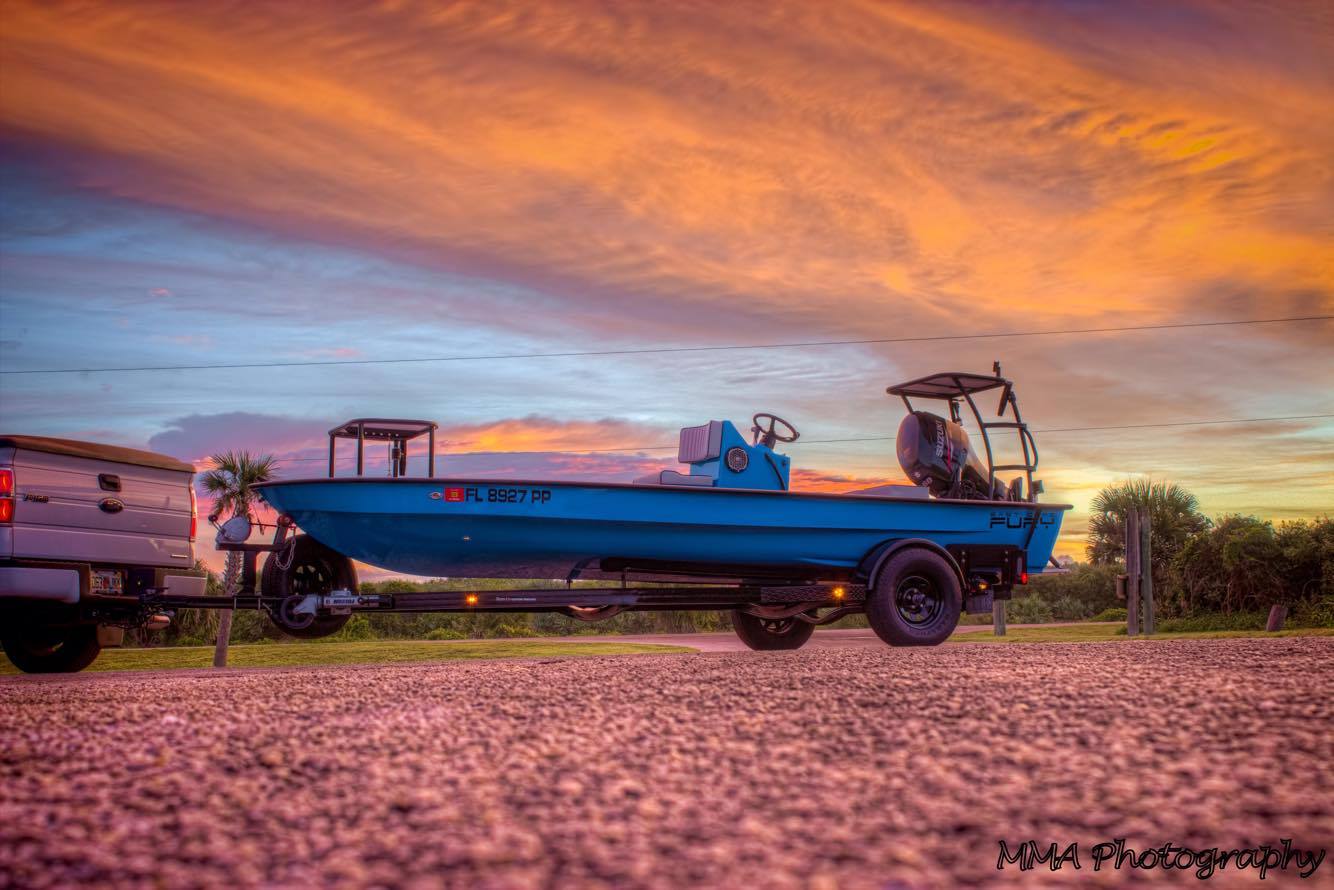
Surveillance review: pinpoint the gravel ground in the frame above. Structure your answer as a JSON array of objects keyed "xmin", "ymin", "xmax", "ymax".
[{"xmin": 2, "ymin": 638, "xmax": 1331, "ymax": 889}]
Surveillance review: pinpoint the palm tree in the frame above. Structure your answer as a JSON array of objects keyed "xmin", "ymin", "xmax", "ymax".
[
  {"xmin": 199, "ymin": 451, "xmax": 276, "ymax": 667},
  {"xmin": 1087, "ymin": 479, "xmax": 1210, "ymax": 582}
]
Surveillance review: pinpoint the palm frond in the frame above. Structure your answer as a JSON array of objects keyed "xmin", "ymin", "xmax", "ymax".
[
  {"xmin": 199, "ymin": 449, "xmax": 277, "ymax": 520},
  {"xmin": 1085, "ymin": 477, "xmax": 1207, "ymax": 566}
]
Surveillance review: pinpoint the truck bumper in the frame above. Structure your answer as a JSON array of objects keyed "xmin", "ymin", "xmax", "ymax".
[
  {"xmin": 0, "ymin": 566, "xmax": 82, "ymax": 603},
  {"xmin": 160, "ymin": 572, "xmax": 207, "ymax": 598},
  {"xmin": 0, "ymin": 563, "xmax": 206, "ymax": 604}
]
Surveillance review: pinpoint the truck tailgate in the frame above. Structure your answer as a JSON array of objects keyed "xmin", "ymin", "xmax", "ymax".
[{"xmin": 7, "ymin": 449, "xmax": 194, "ymax": 568}]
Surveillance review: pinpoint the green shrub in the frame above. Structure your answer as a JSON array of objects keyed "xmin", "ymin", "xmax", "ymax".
[
  {"xmin": 328, "ymin": 615, "xmax": 376, "ymax": 641},
  {"xmin": 1022, "ymin": 563, "xmax": 1123, "ymax": 620},
  {"xmin": 424, "ymin": 627, "xmax": 466, "ymax": 640},
  {"xmin": 1090, "ymin": 607, "xmax": 1128, "ymax": 623},
  {"xmin": 1048, "ymin": 594, "xmax": 1088, "ymax": 621},
  {"xmin": 1113, "ymin": 609, "xmax": 1326, "ymax": 633},
  {"xmin": 358, "ymin": 612, "xmax": 473, "ymax": 640},
  {"xmin": 1292, "ymin": 595, "xmax": 1334, "ymax": 628},
  {"xmin": 1005, "ymin": 595, "xmax": 1054, "ymax": 624},
  {"xmin": 1276, "ymin": 517, "xmax": 1334, "ymax": 603},
  {"xmin": 531, "ymin": 612, "xmax": 580, "ymax": 636},
  {"xmin": 489, "ymin": 621, "xmax": 534, "ymax": 638},
  {"xmin": 1171, "ymin": 516, "xmax": 1282, "ymax": 615},
  {"xmin": 1155, "ymin": 611, "xmax": 1267, "ymax": 633},
  {"xmin": 229, "ymin": 609, "xmax": 282, "ymax": 643}
]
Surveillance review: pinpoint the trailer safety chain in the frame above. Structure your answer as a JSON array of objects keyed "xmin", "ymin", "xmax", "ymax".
[{"xmin": 273, "ymin": 535, "xmax": 297, "ymax": 571}]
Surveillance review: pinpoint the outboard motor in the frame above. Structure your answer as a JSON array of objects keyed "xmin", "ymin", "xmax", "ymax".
[{"xmin": 896, "ymin": 411, "xmax": 993, "ymax": 499}]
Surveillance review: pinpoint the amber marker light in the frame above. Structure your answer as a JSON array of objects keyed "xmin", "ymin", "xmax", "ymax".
[
  {"xmin": 832, "ymin": 586, "xmax": 845, "ymax": 600},
  {"xmin": 465, "ymin": 593, "xmax": 479, "ymax": 606}
]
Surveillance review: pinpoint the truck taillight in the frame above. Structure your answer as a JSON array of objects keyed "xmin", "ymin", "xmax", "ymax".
[
  {"xmin": 188, "ymin": 484, "xmax": 198, "ymax": 542},
  {"xmin": 0, "ymin": 468, "xmax": 12, "ymax": 523}
]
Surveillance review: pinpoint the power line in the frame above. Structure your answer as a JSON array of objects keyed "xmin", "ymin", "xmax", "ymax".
[
  {"xmin": 793, "ymin": 413, "xmax": 1334, "ymax": 445},
  {"xmin": 267, "ymin": 412, "xmax": 1333, "ymax": 464},
  {"xmin": 4, "ymin": 315, "xmax": 1328, "ymax": 376}
]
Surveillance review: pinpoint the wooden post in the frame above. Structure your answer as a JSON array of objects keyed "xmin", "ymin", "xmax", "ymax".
[
  {"xmin": 1266, "ymin": 604, "xmax": 1289, "ymax": 632},
  {"xmin": 213, "ymin": 611, "xmax": 233, "ymax": 668},
  {"xmin": 1125, "ymin": 510, "xmax": 1140, "ymax": 637},
  {"xmin": 1140, "ymin": 507, "xmax": 1154, "ymax": 635},
  {"xmin": 993, "ymin": 599, "xmax": 1007, "ymax": 636}
]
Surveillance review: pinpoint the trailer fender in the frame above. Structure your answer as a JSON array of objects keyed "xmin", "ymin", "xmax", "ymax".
[{"xmin": 859, "ymin": 538, "xmax": 965, "ymax": 593}]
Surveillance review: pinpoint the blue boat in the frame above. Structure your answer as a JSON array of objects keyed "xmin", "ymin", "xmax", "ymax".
[
  {"xmin": 243, "ymin": 368, "xmax": 1070, "ymax": 649},
  {"xmin": 258, "ymin": 475, "xmax": 1064, "ymax": 582}
]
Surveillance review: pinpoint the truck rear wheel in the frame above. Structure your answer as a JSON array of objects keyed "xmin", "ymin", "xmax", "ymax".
[
  {"xmin": 866, "ymin": 548, "xmax": 961, "ymax": 646},
  {"xmin": 2, "ymin": 624, "xmax": 102, "ymax": 673},
  {"xmin": 730, "ymin": 610, "xmax": 816, "ymax": 650},
  {"xmin": 261, "ymin": 535, "xmax": 357, "ymax": 639}
]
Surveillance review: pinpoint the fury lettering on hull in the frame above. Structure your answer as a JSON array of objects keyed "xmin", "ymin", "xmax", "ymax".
[{"xmin": 989, "ymin": 511, "xmax": 1056, "ymax": 529}]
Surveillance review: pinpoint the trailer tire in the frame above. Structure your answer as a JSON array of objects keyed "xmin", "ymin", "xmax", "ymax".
[
  {"xmin": 1, "ymin": 624, "xmax": 102, "ymax": 673},
  {"xmin": 866, "ymin": 548, "xmax": 961, "ymax": 646},
  {"xmin": 730, "ymin": 610, "xmax": 816, "ymax": 650},
  {"xmin": 261, "ymin": 535, "xmax": 357, "ymax": 639}
]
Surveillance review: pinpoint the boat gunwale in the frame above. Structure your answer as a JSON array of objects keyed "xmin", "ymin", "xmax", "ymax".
[{"xmin": 255, "ymin": 477, "xmax": 1073, "ymax": 511}]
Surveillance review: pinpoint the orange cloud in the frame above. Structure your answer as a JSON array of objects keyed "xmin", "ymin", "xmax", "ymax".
[
  {"xmin": 438, "ymin": 416, "xmax": 668, "ymax": 455},
  {"xmin": 2, "ymin": 0, "xmax": 1328, "ymax": 344}
]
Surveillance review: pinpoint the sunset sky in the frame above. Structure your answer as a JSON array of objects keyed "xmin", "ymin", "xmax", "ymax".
[{"xmin": 1, "ymin": 1, "xmax": 1331, "ymax": 571}]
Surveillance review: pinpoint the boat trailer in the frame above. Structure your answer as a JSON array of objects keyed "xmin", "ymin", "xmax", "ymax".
[{"xmin": 140, "ymin": 517, "xmax": 873, "ymax": 629}]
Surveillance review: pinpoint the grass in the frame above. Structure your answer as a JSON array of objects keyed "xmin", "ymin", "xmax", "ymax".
[
  {"xmin": 7, "ymin": 624, "xmax": 1331, "ymax": 674},
  {"xmin": 0, "ymin": 639, "xmax": 691, "ymax": 674},
  {"xmin": 949, "ymin": 622, "xmax": 1334, "ymax": 644}
]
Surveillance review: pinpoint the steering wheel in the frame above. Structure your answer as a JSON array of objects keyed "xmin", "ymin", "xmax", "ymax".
[{"xmin": 751, "ymin": 413, "xmax": 800, "ymax": 448}]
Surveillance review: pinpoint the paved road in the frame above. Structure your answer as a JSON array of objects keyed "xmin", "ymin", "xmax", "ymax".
[{"xmin": 3, "ymin": 638, "xmax": 1331, "ymax": 889}]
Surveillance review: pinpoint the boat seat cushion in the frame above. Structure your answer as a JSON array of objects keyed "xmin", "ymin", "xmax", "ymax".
[
  {"xmin": 677, "ymin": 421, "xmax": 724, "ymax": 464},
  {"xmin": 633, "ymin": 470, "xmax": 715, "ymax": 487},
  {"xmin": 847, "ymin": 483, "xmax": 930, "ymax": 499}
]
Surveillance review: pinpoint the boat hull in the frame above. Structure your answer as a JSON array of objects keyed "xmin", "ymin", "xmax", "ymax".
[{"xmin": 256, "ymin": 478, "xmax": 1069, "ymax": 579}]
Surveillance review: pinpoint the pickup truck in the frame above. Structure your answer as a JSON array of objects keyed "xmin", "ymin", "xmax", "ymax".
[{"xmin": 1, "ymin": 435, "xmax": 206, "ymax": 673}]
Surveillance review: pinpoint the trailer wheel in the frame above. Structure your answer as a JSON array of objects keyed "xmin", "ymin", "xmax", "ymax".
[
  {"xmin": 1, "ymin": 624, "xmax": 102, "ymax": 673},
  {"xmin": 730, "ymin": 610, "xmax": 816, "ymax": 650},
  {"xmin": 261, "ymin": 535, "xmax": 357, "ymax": 639},
  {"xmin": 866, "ymin": 548, "xmax": 961, "ymax": 646}
]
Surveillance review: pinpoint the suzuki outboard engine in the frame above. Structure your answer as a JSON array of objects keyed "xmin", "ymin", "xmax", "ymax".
[{"xmin": 896, "ymin": 411, "xmax": 994, "ymax": 499}]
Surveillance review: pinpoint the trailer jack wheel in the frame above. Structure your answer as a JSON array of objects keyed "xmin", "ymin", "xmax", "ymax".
[
  {"xmin": 277, "ymin": 595, "xmax": 317, "ymax": 631},
  {"xmin": 261, "ymin": 534, "xmax": 356, "ymax": 640},
  {"xmin": 730, "ymin": 609, "xmax": 815, "ymax": 651}
]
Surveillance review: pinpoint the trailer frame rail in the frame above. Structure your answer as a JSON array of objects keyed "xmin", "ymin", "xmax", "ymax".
[{"xmin": 141, "ymin": 530, "xmax": 865, "ymax": 620}]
